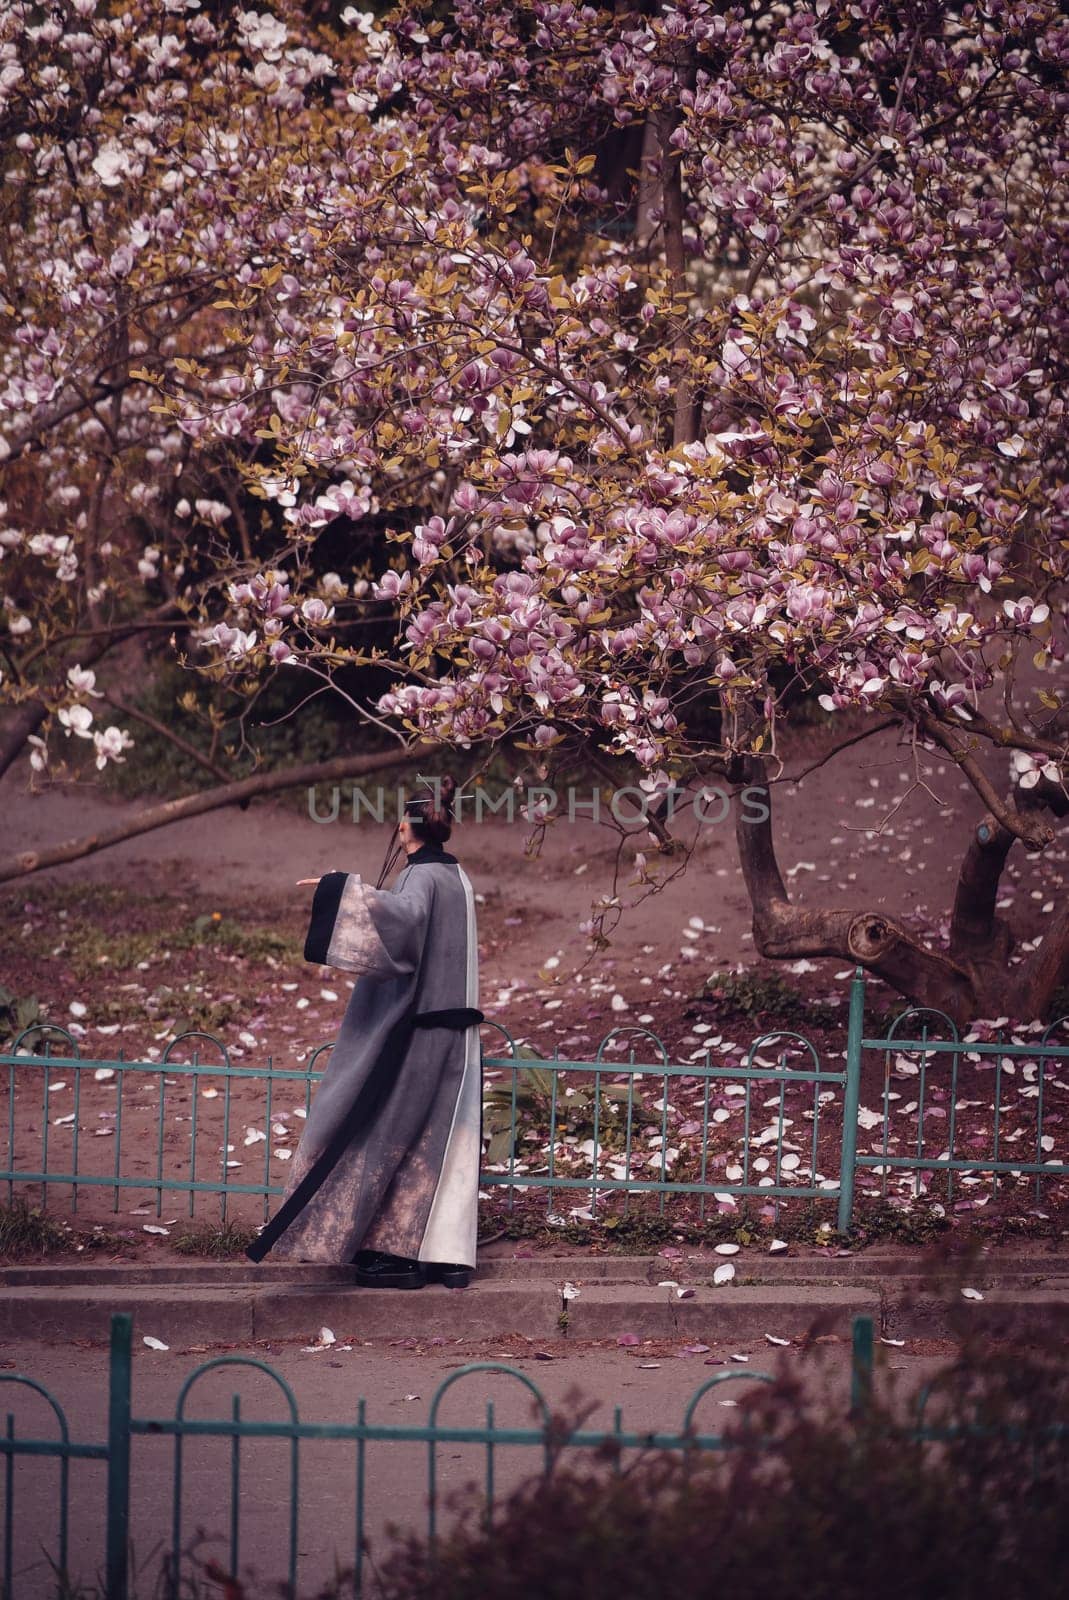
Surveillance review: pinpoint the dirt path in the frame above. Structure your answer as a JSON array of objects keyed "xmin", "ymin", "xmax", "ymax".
[
  {"xmin": 6, "ymin": 724, "xmax": 1065, "ymax": 1044},
  {"xmin": 4, "ymin": 733, "xmax": 1067, "ymax": 1249},
  {"xmin": 8, "ymin": 724, "xmax": 1058, "ymax": 949}
]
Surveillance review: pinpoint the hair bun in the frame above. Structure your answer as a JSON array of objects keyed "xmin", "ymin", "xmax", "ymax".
[{"xmin": 405, "ymin": 776, "xmax": 457, "ymax": 846}]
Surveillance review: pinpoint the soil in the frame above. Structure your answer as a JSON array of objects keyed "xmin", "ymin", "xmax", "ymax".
[{"xmin": 3, "ymin": 722, "xmax": 1068, "ymax": 1253}]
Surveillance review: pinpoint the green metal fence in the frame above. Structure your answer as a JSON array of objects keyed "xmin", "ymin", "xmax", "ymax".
[
  {"xmin": 3, "ymin": 972, "xmax": 1069, "ymax": 1234},
  {"xmin": 0, "ymin": 1311, "xmax": 797, "ymax": 1600},
  {"xmin": 853, "ymin": 998, "xmax": 1069, "ymax": 1213},
  {"xmin": 0, "ymin": 1012, "xmax": 861, "ymax": 1232},
  {"xmin": 4, "ymin": 1310, "xmax": 1066, "ymax": 1600},
  {"xmin": 1, "ymin": 1025, "xmax": 326, "ymax": 1224},
  {"xmin": 479, "ymin": 1014, "xmax": 859, "ymax": 1229}
]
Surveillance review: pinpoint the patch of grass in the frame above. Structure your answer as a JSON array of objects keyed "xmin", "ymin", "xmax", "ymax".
[
  {"xmin": 699, "ymin": 969, "xmax": 840, "ymax": 1029},
  {"xmin": 0, "ymin": 984, "xmax": 43, "ymax": 1047},
  {"xmin": 182, "ymin": 914, "xmax": 302, "ymax": 962},
  {"xmin": 161, "ymin": 990, "xmax": 248, "ymax": 1037},
  {"xmin": 595, "ymin": 1213, "xmax": 684, "ymax": 1250},
  {"xmin": 52, "ymin": 912, "xmax": 302, "ymax": 981},
  {"xmin": 847, "ymin": 1200, "xmax": 952, "ymax": 1248},
  {"xmin": 171, "ymin": 1219, "xmax": 260, "ymax": 1257},
  {"xmin": 0, "ymin": 1203, "xmax": 135, "ymax": 1260},
  {"xmin": 0, "ymin": 1200, "xmax": 78, "ymax": 1259},
  {"xmin": 481, "ymin": 1199, "xmax": 837, "ymax": 1254}
]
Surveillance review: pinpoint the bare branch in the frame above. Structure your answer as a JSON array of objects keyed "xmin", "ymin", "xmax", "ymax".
[
  {"xmin": 99, "ymin": 691, "xmax": 233, "ymax": 786},
  {"xmin": 916, "ymin": 711, "xmax": 1053, "ymax": 851},
  {"xmin": 783, "ymin": 716, "xmax": 899, "ymax": 784},
  {"xmin": 1, "ymin": 744, "xmax": 437, "ymax": 883}
]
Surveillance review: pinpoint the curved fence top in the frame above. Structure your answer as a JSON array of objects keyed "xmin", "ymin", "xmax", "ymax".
[
  {"xmin": 593, "ymin": 1026, "xmax": 671, "ymax": 1066},
  {"xmin": 878, "ymin": 1006, "xmax": 961, "ymax": 1044},
  {"xmin": 9, "ymin": 1023, "xmax": 82, "ymax": 1059},
  {"xmin": 161, "ymin": 1031, "xmax": 233, "ymax": 1068},
  {"xmin": 0, "ymin": 1373, "xmax": 72, "ymax": 1440},
  {"xmin": 742, "ymin": 1030, "xmax": 824, "ymax": 1073},
  {"xmin": 174, "ymin": 1356, "xmax": 300, "ymax": 1422},
  {"xmin": 428, "ymin": 1362, "xmax": 553, "ymax": 1429}
]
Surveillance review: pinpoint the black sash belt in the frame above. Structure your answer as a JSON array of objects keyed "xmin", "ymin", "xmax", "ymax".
[{"xmin": 412, "ymin": 1008, "xmax": 484, "ymax": 1029}]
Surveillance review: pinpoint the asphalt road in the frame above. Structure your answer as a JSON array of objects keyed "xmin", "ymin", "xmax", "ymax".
[{"xmin": 1, "ymin": 1331, "xmax": 953, "ymax": 1598}]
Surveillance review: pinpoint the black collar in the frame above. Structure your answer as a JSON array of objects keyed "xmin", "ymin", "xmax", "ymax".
[{"xmin": 405, "ymin": 845, "xmax": 458, "ymax": 865}]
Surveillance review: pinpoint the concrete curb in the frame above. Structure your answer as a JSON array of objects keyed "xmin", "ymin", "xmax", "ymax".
[
  {"xmin": 0, "ymin": 1281, "xmax": 884, "ymax": 1346},
  {"xmin": 5, "ymin": 1249, "xmax": 1069, "ymax": 1288},
  {"xmin": 0, "ymin": 1282, "xmax": 559, "ymax": 1344},
  {"xmin": 4, "ymin": 1261, "xmax": 1069, "ymax": 1345},
  {"xmin": 562, "ymin": 1284, "xmax": 879, "ymax": 1340}
]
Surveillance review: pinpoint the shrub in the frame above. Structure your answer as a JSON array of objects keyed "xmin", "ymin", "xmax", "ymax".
[
  {"xmin": 0, "ymin": 983, "xmax": 42, "ymax": 1047},
  {"xmin": 700, "ymin": 969, "xmax": 839, "ymax": 1029},
  {"xmin": 370, "ymin": 1341, "xmax": 1069, "ymax": 1600}
]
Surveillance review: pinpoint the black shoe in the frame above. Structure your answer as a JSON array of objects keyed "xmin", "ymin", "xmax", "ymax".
[
  {"xmin": 351, "ymin": 1248, "xmax": 384, "ymax": 1267},
  {"xmin": 428, "ymin": 1263, "xmax": 472, "ymax": 1288},
  {"xmin": 354, "ymin": 1254, "xmax": 428, "ymax": 1289}
]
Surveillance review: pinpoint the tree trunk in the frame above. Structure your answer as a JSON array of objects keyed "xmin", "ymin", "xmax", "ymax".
[
  {"xmin": 1017, "ymin": 907, "xmax": 1069, "ymax": 1020},
  {"xmin": 949, "ymin": 814, "xmax": 1014, "ymax": 962},
  {"xmin": 728, "ymin": 754, "xmax": 1038, "ymax": 1024}
]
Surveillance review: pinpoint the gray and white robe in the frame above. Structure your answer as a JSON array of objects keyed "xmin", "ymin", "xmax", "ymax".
[{"xmin": 248, "ymin": 844, "xmax": 482, "ymax": 1267}]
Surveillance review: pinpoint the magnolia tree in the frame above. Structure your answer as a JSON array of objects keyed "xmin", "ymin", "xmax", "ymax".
[
  {"xmin": 3, "ymin": 1, "xmax": 1069, "ymax": 1021},
  {"xmin": 0, "ymin": 0, "xmax": 429, "ymax": 849}
]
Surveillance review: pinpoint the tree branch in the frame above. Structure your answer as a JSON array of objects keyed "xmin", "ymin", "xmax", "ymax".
[
  {"xmin": 916, "ymin": 711, "xmax": 1053, "ymax": 851},
  {"xmin": 99, "ymin": 691, "xmax": 233, "ymax": 786},
  {"xmin": 0, "ymin": 744, "xmax": 437, "ymax": 882},
  {"xmin": 731, "ymin": 751, "xmax": 977, "ymax": 1017},
  {"xmin": 0, "ymin": 602, "xmax": 184, "ymax": 781},
  {"xmin": 784, "ymin": 716, "xmax": 898, "ymax": 784}
]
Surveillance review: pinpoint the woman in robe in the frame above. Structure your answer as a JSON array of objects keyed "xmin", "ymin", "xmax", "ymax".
[{"xmin": 247, "ymin": 776, "xmax": 483, "ymax": 1289}]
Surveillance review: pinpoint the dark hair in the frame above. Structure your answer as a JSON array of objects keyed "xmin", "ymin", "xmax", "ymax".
[{"xmin": 404, "ymin": 775, "xmax": 457, "ymax": 846}]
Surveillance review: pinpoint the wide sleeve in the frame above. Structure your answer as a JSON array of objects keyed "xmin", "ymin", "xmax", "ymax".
[{"xmin": 303, "ymin": 870, "xmax": 433, "ymax": 978}]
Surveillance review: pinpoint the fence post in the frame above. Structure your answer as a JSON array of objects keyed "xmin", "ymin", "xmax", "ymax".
[
  {"xmin": 850, "ymin": 1314, "xmax": 874, "ymax": 1418},
  {"xmin": 837, "ymin": 967, "xmax": 865, "ymax": 1233},
  {"xmin": 105, "ymin": 1313, "xmax": 133, "ymax": 1600}
]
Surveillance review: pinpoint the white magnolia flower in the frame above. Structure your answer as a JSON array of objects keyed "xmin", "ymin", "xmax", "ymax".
[
  {"xmin": 93, "ymin": 726, "xmax": 134, "ymax": 769},
  {"xmin": 237, "ymin": 10, "xmax": 288, "ymax": 60},
  {"xmin": 1010, "ymin": 749, "xmax": 1061, "ymax": 790},
  {"xmin": 721, "ymin": 337, "xmax": 754, "ymax": 372},
  {"xmin": 67, "ymin": 665, "xmax": 102, "ymax": 697},
  {"xmin": 193, "ymin": 498, "xmax": 232, "ymax": 525},
  {"xmin": 91, "ymin": 142, "xmax": 132, "ymax": 187},
  {"xmin": 1002, "ymin": 596, "xmax": 1050, "ymax": 626},
  {"xmin": 138, "ymin": 545, "xmax": 161, "ymax": 580},
  {"xmin": 58, "ymin": 704, "xmax": 94, "ymax": 738},
  {"xmin": 211, "ymin": 623, "xmax": 258, "ymax": 660}
]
